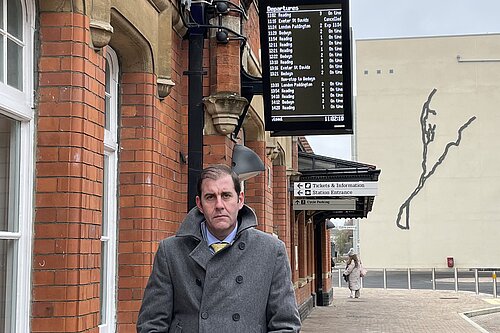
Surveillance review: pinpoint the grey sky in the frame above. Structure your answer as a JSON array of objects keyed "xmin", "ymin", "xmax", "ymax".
[{"xmin": 306, "ymin": 0, "xmax": 500, "ymax": 159}]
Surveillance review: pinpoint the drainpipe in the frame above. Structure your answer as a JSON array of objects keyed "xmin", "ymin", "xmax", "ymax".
[{"xmin": 186, "ymin": 5, "xmax": 207, "ymax": 210}]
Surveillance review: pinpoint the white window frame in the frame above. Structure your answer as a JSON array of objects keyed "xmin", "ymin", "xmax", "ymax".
[
  {"xmin": 99, "ymin": 46, "xmax": 119, "ymax": 333},
  {"xmin": 0, "ymin": 1, "xmax": 34, "ymax": 332},
  {"xmin": 0, "ymin": 0, "xmax": 34, "ymax": 120}
]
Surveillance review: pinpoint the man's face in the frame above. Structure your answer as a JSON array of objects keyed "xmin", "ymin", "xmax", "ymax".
[{"xmin": 196, "ymin": 174, "xmax": 244, "ymax": 240}]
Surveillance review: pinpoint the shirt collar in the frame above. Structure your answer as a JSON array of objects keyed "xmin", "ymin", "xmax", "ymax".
[{"xmin": 202, "ymin": 221, "xmax": 238, "ymax": 246}]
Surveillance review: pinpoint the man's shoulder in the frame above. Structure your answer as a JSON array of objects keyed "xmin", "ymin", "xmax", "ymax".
[
  {"xmin": 244, "ymin": 228, "xmax": 284, "ymax": 249},
  {"xmin": 159, "ymin": 234, "xmax": 192, "ymax": 248}
]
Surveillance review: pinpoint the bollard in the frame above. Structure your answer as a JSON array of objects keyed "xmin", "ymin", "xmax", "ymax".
[
  {"xmin": 432, "ymin": 268, "xmax": 436, "ymax": 290},
  {"xmin": 474, "ymin": 269, "xmax": 479, "ymax": 295},
  {"xmin": 454, "ymin": 268, "xmax": 458, "ymax": 292},
  {"xmin": 383, "ymin": 268, "xmax": 387, "ymax": 289},
  {"xmin": 493, "ymin": 271, "xmax": 497, "ymax": 298},
  {"xmin": 407, "ymin": 268, "xmax": 411, "ymax": 290}
]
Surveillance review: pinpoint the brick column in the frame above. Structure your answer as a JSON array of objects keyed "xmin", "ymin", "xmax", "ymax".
[
  {"xmin": 209, "ymin": 22, "xmax": 240, "ymax": 93},
  {"xmin": 33, "ymin": 11, "xmax": 103, "ymax": 332},
  {"xmin": 308, "ymin": 223, "xmax": 315, "ymax": 294},
  {"xmin": 203, "ymin": 135, "xmax": 234, "ymax": 166},
  {"xmin": 273, "ymin": 164, "xmax": 291, "ymax": 256},
  {"xmin": 321, "ymin": 222, "xmax": 332, "ymax": 292},
  {"xmin": 243, "ymin": 141, "xmax": 273, "ymax": 233},
  {"xmin": 117, "ymin": 72, "xmax": 185, "ymax": 330}
]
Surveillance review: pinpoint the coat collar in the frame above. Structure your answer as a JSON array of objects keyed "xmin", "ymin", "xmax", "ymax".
[
  {"xmin": 176, "ymin": 204, "xmax": 258, "ymax": 240},
  {"xmin": 176, "ymin": 205, "xmax": 258, "ymax": 270}
]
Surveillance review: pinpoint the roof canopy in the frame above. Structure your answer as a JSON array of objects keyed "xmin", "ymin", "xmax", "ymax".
[{"xmin": 296, "ymin": 151, "xmax": 381, "ymax": 220}]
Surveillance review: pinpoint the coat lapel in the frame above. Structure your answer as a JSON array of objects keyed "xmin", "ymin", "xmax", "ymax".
[{"xmin": 189, "ymin": 240, "xmax": 212, "ymax": 270}]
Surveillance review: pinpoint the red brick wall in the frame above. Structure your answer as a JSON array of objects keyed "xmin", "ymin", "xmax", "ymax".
[
  {"xmin": 203, "ymin": 135, "xmax": 234, "ymax": 166},
  {"xmin": 34, "ymin": 11, "xmax": 103, "ymax": 333},
  {"xmin": 32, "ymin": 3, "xmax": 324, "ymax": 332},
  {"xmin": 116, "ymin": 70, "xmax": 185, "ymax": 330},
  {"xmin": 308, "ymin": 223, "xmax": 315, "ymax": 289},
  {"xmin": 115, "ymin": 21, "xmax": 188, "ymax": 329},
  {"xmin": 321, "ymin": 223, "xmax": 332, "ymax": 291},
  {"xmin": 209, "ymin": 37, "xmax": 240, "ymax": 93},
  {"xmin": 244, "ymin": 1, "xmax": 261, "ymax": 61},
  {"xmin": 244, "ymin": 141, "xmax": 273, "ymax": 234}
]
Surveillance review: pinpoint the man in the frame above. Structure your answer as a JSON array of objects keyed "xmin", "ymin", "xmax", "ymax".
[{"xmin": 137, "ymin": 164, "xmax": 301, "ymax": 332}]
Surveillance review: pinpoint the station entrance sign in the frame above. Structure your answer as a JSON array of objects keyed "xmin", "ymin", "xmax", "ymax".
[{"xmin": 293, "ymin": 181, "xmax": 378, "ymax": 197}]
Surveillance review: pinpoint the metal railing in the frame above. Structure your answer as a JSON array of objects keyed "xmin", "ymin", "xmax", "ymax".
[{"xmin": 334, "ymin": 268, "xmax": 498, "ymax": 297}]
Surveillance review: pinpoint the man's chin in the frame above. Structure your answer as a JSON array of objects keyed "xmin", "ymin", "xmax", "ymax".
[{"xmin": 208, "ymin": 219, "xmax": 234, "ymax": 233}]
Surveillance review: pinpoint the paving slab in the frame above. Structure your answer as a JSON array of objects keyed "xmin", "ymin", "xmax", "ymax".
[{"xmin": 300, "ymin": 288, "xmax": 499, "ymax": 333}]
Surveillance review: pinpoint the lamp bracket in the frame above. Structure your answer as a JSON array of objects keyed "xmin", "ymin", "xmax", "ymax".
[{"xmin": 232, "ymin": 68, "xmax": 263, "ymax": 139}]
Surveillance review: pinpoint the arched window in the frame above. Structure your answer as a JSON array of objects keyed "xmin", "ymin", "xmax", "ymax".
[
  {"xmin": 100, "ymin": 46, "xmax": 119, "ymax": 333},
  {"xmin": 0, "ymin": 0, "xmax": 34, "ymax": 332}
]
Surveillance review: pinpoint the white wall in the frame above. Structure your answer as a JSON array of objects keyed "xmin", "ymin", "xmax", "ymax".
[{"xmin": 356, "ymin": 34, "xmax": 500, "ymax": 269}]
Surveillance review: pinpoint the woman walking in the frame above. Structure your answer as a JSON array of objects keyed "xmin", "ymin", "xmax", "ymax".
[{"xmin": 343, "ymin": 248, "xmax": 362, "ymax": 298}]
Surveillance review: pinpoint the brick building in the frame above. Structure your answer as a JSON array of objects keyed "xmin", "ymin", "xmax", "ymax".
[{"xmin": 0, "ymin": 0, "xmax": 377, "ymax": 332}]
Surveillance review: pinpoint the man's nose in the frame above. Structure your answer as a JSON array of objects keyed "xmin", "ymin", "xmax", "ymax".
[{"xmin": 214, "ymin": 196, "xmax": 224, "ymax": 208}]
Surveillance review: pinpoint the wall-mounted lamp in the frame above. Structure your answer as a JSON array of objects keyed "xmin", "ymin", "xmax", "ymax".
[
  {"xmin": 216, "ymin": 29, "xmax": 229, "ymax": 43},
  {"xmin": 231, "ymin": 144, "xmax": 265, "ymax": 181}
]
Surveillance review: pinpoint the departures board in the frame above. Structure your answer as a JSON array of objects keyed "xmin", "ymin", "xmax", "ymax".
[{"xmin": 259, "ymin": 0, "xmax": 352, "ymax": 136}]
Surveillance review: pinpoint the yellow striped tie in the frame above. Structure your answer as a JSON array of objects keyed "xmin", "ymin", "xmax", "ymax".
[{"xmin": 211, "ymin": 242, "xmax": 229, "ymax": 253}]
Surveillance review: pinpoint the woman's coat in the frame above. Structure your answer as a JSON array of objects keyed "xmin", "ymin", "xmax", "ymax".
[
  {"xmin": 344, "ymin": 260, "xmax": 362, "ymax": 291},
  {"xmin": 137, "ymin": 205, "xmax": 301, "ymax": 333}
]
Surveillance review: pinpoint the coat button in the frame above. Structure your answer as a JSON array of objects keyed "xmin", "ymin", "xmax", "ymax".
[
  {"xmin": 236, "ymin": 275, "xmax": 243, "ymax": 284},
  {"xmin": 196, "ymin": 278, "xmax": 202, "ymax": 286},
  {"xmin": 232, "ymin": 313, "xmax": 240, "ymax": 321},
  {"xmin": 201, "ymin": 312, "xmax": 209, "ymax": 319},
  {"xmin": 238, "ymin": 242, "xmax": 246, "ymax": 250}
]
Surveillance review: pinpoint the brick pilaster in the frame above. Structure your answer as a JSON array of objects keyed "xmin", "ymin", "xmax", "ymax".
[
  {"xmin": 117, "ymin": 72, "xmax": 185, "ymax": 331},
  {"xmin": 243, "ymin": 141, "xmax": 274, "ymax": 233},
  {"xmin": 203, "ymin": 135, "xmax": 234, "ymax": 166},
  {"xmin": 273, "ymin": 165, "xmax": 291, "ymax": 256},
  {"xmin": 34, "ymin": 11, "xmax": 103, "ymax": 333}
]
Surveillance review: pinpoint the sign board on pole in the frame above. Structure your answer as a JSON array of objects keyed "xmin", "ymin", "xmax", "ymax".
[
  {"xmin": 293, "ymin": 198, "xmax": 356, "ymax": 210},
  {"xmin": 336, "ymin": 225, "xmax": 356, "ymax": 230},
  {"xmin": 293, "ymin": 181, "xmax": 377, "ymax": 197}
]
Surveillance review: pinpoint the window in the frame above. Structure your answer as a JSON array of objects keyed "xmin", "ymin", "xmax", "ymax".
[
  {"xmin": 99, "ymin": 47, "xmax": 119, "ymax": 333},
  {"xmin": 0, "ymin": 1, "xmax": 34, "ymax": 332},
  {"xmin": 0, "ymin": 115, "xmax": 19, "ymax": 332}
]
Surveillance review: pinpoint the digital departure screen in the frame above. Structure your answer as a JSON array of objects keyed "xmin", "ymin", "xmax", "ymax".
[{"xmin": 259, "ymin": 0, "xmax": 352, "ymax": 136}]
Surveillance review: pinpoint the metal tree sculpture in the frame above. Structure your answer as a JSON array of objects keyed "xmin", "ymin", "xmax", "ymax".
[{"xmin": 396, "ymin": 88, "xmax": 476, "ymax": 230}]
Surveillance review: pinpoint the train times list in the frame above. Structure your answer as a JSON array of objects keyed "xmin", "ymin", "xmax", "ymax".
[{"xmin": 265, "ymin": 4, "xmax": 347, "ymax": 125}]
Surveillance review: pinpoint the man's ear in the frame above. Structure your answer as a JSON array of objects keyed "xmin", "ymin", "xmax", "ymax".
[
  {"xmin": 238, "ymin": 191, "xmax": 244, "ymax": 209},
  {"xmin": 196, "ymin": 196, "xmax": 204, "ymax": 213}
]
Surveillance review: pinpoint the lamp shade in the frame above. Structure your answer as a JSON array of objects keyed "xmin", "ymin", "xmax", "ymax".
[
  {"xmin": 326, "ymin": 219, "xmax": 335, "ymax": 229},
  {"xmin": 231, "ymin": 144, "xmax": 265, "ymax": 181}
]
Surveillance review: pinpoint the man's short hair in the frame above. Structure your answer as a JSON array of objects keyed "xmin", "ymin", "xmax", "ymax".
[{"xmin": 197, "ymin": 164, "xmax": 241, "ymax": 197}]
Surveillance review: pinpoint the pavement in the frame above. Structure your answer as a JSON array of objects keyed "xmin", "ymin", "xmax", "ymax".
[{"xmin": 300, "ymin": 287, "xmax": 500, "ymax": 333}]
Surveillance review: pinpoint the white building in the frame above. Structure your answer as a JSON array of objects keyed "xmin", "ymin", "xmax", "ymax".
[{"xmin": 355, "ymin": 34, "xmax": 500, "ymax": 269}]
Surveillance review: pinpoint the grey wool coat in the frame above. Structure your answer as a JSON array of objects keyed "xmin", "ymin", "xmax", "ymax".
[{"xmin": 137, "ymin": 205, "xmax": 301, "ymax": 333}]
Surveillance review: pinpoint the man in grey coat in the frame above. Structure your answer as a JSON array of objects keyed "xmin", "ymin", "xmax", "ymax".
[{"xmin": 137, "ymin": 164, "xmax": 301, "ymax": 332}]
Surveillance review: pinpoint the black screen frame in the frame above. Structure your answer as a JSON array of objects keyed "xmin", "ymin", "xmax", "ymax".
[{"xmin": 258, "ymin": 0, "xmax": 353, "ymax": 136}]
